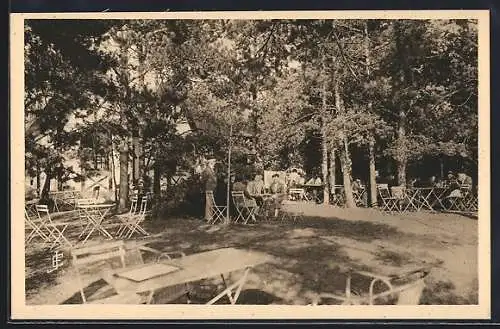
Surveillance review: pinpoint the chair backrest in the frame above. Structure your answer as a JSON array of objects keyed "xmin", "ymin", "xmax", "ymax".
[
  {"xmin": 460, "ymin": 184, "xmax": 473, "ymax": 194},
  {"xmin": 129, "ymin": 196, "xmax": 139, "ymax": 215},
  {"xmin": 377, "ymin": 185, "xmax": 392, "ymax": 199},
  {"xmin": 35, "ymin": 204, "xmax": 52, "ymax": 222},
  {"xmin": 391, "ymin": 186, "xmax": 406, "ymax": 199},
  {"xmin": 71, "ymin": 240, "xmax": 127, "ymax": 303},
  {"xmin": 138, "ymin": 196, "xmax": 149, "ymax": 215},
  {"xmin": 231, "ymin": 191, "xmax": 246, "ymax": 207},
  {"xmin": 289, "ymin": 188, "xmax": 305, "ymax": 195}
]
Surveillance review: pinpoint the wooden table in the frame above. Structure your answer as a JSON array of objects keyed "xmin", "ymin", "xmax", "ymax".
[{"xmin": 101, "ymin": 248, "xmax": 272, "ymax": 304}]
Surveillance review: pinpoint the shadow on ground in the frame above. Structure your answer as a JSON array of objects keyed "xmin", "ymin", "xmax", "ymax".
[{"xmin": 25, "ymin": 212, "xmax": 477, "ymax": 305}]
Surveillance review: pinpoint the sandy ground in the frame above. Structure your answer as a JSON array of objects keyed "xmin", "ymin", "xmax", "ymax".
[{"xmin": 25, "ymin": 204, "xmax": 478, "ymax": 305}]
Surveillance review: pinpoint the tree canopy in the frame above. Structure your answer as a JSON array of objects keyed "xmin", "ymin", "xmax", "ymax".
[{"xmin": 25, "ymin": 18, "xmax": 478, "ymax": 206}]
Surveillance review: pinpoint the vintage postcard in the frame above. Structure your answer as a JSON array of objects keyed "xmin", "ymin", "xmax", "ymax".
[{"xmin": 10, "ymin": 10, "xmax": 490, "ymax": 320}]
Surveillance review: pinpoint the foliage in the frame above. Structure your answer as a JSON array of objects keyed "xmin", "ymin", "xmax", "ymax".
[{"xmin": 25, "ymin": 18, "xmax": 479, "ymax": 204}]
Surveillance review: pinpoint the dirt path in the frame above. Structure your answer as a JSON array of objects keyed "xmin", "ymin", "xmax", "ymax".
[{"xmin": 25, "ymin": 205, "xmax": 478, "ymax": 305}]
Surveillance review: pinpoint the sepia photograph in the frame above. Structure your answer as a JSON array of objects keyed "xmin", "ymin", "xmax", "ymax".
[{"xmin": 10, "ymin": 10, "xmax": 490, "ymax": 320}]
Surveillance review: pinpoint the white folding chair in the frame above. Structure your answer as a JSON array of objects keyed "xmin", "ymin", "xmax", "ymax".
[
  {"xmin": 205, "ymin": 191, "xmax": 227, "ymax": 224},
  {"xmin": 121, "ymin": 196, "xmax": 150, "ymax": 239},
  {"xmin": 71, "ymin": 240, "xmax": 146, "ymax": 304},
  {"xmin": 114, "ymin": 196, "xmax": 140, "ymax": 237},
  {"xmin": 36, "ymin": 204, "xmax": 75, "ymax": 249},
  {"xmin": 231, "ymin": 191, "xmax": 258, "ymax": 224},
  {"xmin": 288, "ymin": 188, "xmax": 308, "ymax": 202},
  {"xmin": 444, "ymin": 188, "xmax": 464, "ymax": 211},
  {"xmin": 312, "ymin": 268, "xmax": 430, "ymax": 305},
  {"xmin": 25, "ymin": 208, "xmax": 50, "ymax": 244},
  {"xmin": 377, "ymin": 185, "xmax": 399, "ymax": 212},
  {"xmin": 390, "ymin": 186, "xmax": 407, "ymax": 213},
  {"xmin": 77, "ymin": 198, "xmax": 101, "ymax": 241}
]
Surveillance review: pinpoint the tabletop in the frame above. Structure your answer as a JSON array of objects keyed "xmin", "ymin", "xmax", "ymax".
[
  {"xmin": 101, "ymin": 247, "xmax": 272, "ymax": 294},
  {"xmin": 77, "ymin": 203, "xmax": 116, "ymax": 209}
]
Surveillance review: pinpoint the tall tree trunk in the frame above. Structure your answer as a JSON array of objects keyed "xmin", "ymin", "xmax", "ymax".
[
  {"xmin": 364, "ymin": 21, "xmax": 378, "ymax": 207},
  {"xmin": 334, "ymin": 74, "xmax": 356, "ymax": 208},
  {"xmin": 36, "ymin": 162, "xmax": 40, "ymax": 197},
  {"xmin": 321, "ymin": 129, "xmax": 329, "ymax": 204},
  {"xmin": 40, "ymin": 172, "xmax": 51, "ymax": 201},
  {"xmin": 80, "ymin": 157, "xmax": 86, "ymax": 194},
  {"xmin": 153, "ymin": 149, "xmax": 161, "ymax": 201},
  {"xmin": 440, "ymin": 158, "xmax": 444, "ymax": 181},
  {"xmin": 57, "ymin": 174, "xmax": 63, "ymax": 191},
  {"xmin": 368, "ymin": 140, "xmax": 377, "ymax": 207},
  {"xmin": 328, "ymin": 147, "xmax": 336, "ymax": 194},
  {"xmin": 394, "ymin": 21, "xmax": 411, "ymax": 186},
  {"xmin": 339, "ymin": 137, "xmax": 356, "ymax": 208},
  {"xmin": 396, "ymin": 112, "xmax": 407, "ymax": 186},
  {"xmin": 110, "ymin": 134, "xmax": 118, "ymax": 202},
  {"xmin": 320, "ymin": 53, "xmax": 330, "ymax": 204},
  {"xmin": 132, "ymin": 136, "xmax": 141, "ymax": 184},
  {"xmin": 118, "ymin": 139, "xmax": 129, "ymax": 212},
  {"xmin": 226, "ymin": 120, "xmax": 233, "ymax": 224}
]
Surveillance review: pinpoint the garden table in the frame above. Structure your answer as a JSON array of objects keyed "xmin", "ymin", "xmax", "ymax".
[
  {"xmin": 427, "ymin": 187, "xmax": 448, "ymax": 211},
  {"xmin": 100, "ymin": 247, "xmax": 272, "ymax": 304},
  {"xmin": 402, "ymin": 188, "xmax": 425, "ymax": 211},
  {"xmin": 403, "ymin": 187, "xmax": 448, "ymax": 212},
  {"xmin": 77, "ymin": 203, "xmax": 115, "ymax": 244},
  {"xmin": 50, "ymin": 190, "xmax": 80, "ymax": 212}
]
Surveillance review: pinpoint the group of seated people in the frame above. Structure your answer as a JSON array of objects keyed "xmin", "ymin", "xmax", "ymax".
[
  {"xmin": 214, "ymin": 173, "xmax": 289, "ymax": 218},
  {"xmin": 407, "ymin": 171, "xmax": 474, "ymax": 190}
]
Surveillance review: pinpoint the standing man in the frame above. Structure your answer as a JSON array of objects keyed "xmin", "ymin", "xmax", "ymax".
[
  {"xmin": 270, "ymin": 173, "xmax": 287, "ymax": 217},
  {"xmin": 201, "ymin": 159, "xmax": 218, "ymax": 221}
]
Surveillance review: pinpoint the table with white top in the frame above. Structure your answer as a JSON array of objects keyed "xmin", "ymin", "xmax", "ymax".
[{"xmin": 101, "ymin": 247, "xmax": 272, "ymax": 304}]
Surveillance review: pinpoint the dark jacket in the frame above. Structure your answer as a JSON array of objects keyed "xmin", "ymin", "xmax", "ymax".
[{"xmin": 202, "ymin": 167, "xmax": 217, "ymax": 191}]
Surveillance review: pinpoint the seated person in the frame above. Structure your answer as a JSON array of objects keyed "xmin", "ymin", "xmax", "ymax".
[
  {"xmin": 232, "ymin": 176, "xmax": 258, "ymax": 208},
  {"xmin": 406, "ymin": 177, "xmax": 417, "ymax": 189},
  {"xmin": 269, "ymin": 174, "xmax": 287, "ymax": 216},
  {"xmin": 352, "ymin": 178, "xmax": 362, "ymax": 193},
  {"xmin": 457, "ymin": 172, "xmax": 473, "ymax": 186},
  {"xmin": 288, "ymin": 169, "xmax": 301, "ymax": 188},
  {"xmin": 444, "ymin": 172, "xmax": 461, "ymax": 200},
  {"xmin": 247, "ymin": 174, "xmax": 265, "ymax": 206}
]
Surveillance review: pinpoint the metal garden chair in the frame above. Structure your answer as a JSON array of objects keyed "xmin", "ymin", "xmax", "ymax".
[
  {"xmin": 231, "ymin": 191, "xmax": 258, "ymax": 224},
  {"xmin": 205, "ymin": 191, "xmax": 227, "ymax": 224},
  {"xmin": 312, "ymin": 267, "xmax": 430, "ymax": 305},
  {"xmin": 377, "ymin": 184, "xmax": 399, "ymax": 212}
]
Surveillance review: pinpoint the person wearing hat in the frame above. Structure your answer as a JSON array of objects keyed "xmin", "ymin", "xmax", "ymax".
[{"xmin": 201, "ymin": 158, "xmax": 218, "ymax": 221}]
